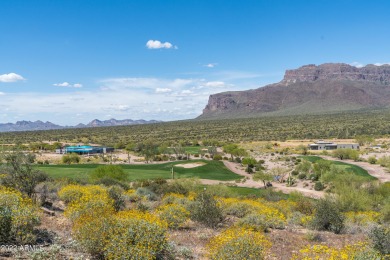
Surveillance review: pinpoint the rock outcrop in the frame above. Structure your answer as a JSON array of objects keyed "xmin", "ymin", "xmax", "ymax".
[
  {"xmin": 199, "ymin": 63, "xmax": 390, "ymax": 119},
  {"xmin": 282, "ymin": 63, "xmax": 390, "ymax": 84}
]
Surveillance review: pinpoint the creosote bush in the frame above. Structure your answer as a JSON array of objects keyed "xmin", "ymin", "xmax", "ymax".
[
  {"xmin": 189, "ymin": 191, "xmax": 223, "ymax": 228},
  {"xmin": 311, "ymin": 196, "xmax": 345, "ymax": 234}
]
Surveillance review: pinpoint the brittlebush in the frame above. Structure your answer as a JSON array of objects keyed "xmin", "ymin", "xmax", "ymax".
[
  {"xmin": 157, "ymin": 203, "xmax": 190, "ymax": 229},
  {"xmin": 104, "ymin": 210, "xmax": 168, "ymax": 260},
  {"xmin": 0, "ymin": 186, "xmax": 40, "ymax": 244},
  {"xmin": 291, "ymin": 243, "xmax": 381, "ymax": 260},
  {"xmin": 207, "ymin": 227, "xmax": 271, "ymax": 260},
  {"xmin": 60, "ymin": 185, "xmax": 169, "ymax": 259}
]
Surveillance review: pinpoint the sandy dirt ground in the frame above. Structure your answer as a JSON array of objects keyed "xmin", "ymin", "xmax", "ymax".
[{"xmin": 175, "ymin": 162, "xmax": 206, "ymax": 168}]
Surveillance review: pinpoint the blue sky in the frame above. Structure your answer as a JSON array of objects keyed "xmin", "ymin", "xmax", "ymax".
[{"xmin": 1, "ymin": 0, "xmax": 390, "ymax": 125}]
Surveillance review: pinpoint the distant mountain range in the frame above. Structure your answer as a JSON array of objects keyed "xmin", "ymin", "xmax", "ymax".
[
  {"xmin": 0, "ymin": 118, "xmax": 161, "ymax": 132},
  {"xmin": 199, "ymin": 63, "xmax": 390, "ymax": 119}
]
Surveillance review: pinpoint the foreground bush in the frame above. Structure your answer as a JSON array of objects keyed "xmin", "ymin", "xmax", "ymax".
[
  {"xmin": 0, "ymin": 186, "xmax": 40, "ymax": 244},
  {"xmin": 369, "ymin": 225, "xmax": 390, "ymax": 255},
  {"xmin": 157, "ymin": 204, "xmax": 190, "ymax": 229},
  {"xmin": 189, "ymin": 192, "xmax": 223, "ymax": 228},
  {"xmin": 207, "ymin": 227, "xmax": 271, "ymax": 260},
  {"xmin": 220, "ymin": 198, "xmax": 287, "ymax": 230},
  {"xmin": 311, "ymin": 197, "xmax": 345, "ymax": 234},
  {"xmin": 291, "ymin": 243, "xmax": 379, "ymax": 259},
  {"xmin": 60, "ymin": 184, "xmax": 169, "ymax": 259},
  {"xmin": 104, "ymin": 211, "xmax": 168, "ymax": 260}
]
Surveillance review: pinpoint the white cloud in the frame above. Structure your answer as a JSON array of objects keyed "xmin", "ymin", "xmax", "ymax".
[
  {"xmin": 205, "ymin": 81, "xmax": 226, "ymax": 87},
  {"xmin": 204, "ymin": 63, "xmax": 217, "ymax": 68},
  {"xmin": 374, "ymin": 63, "xmax": 390, "ymax": 66},
  {"xmin": 53, "ymin": 82, "xmax": 83, "ymax": 88},
  {"xmin": 0, "ymin": 73, "xmax": 25, "ymax": 83},
  {"xmin": 146, "ymin": 40, "xmax": 177, "ymax": 49},
  {"xmin": 350, "ymin": 62, "xmax": 364, "ymax": 68},
  {"xmin": 156, "ymin": 88, "xmax": 172, "ymax": 93},
  {"xmin": 0, "ymin": 92, "xmax": 5, "ymax": 95},
  {"xmin": 53, "ymin": 82, "xmax": 70, "ymax": 87},
  {"xmin": 181, "ymin": 90, "xmax": 193, "ymax": 94}
]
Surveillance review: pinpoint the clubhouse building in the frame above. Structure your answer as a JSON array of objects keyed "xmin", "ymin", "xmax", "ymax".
[{"xmin": 308, "ymin": 140, "xmax": 359, "ymax": 150}]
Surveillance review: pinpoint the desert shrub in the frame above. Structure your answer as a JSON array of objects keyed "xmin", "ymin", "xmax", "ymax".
[
  {"xmin": 157, "ymin": 204, "xmax": 190, "ymax": 229},
  {"xmin": 0, "ymin": 186, "xmax": 40, "ymax": 244},
  {"xmin": 369, "ymin": 225, "xmax": 390, "ymax": 255},
  {"xmin": 136, "ymin": 187, "xmax": 158, "ymax": 201},
  {"xmin": 290, "ymin": 192, "xmax": 315, "ymax": 215},
  {"xmin": 381, "ymin": 203, "xmax": 390, "ymax": 223},
  {"xmin": 291, "ymin": 243, "xmax": 373, "ymax": 259},
  {"xmin": 305, "ymin": 231, "xmax": 322, "ymax": 242},
  {"xmin": 0, "ymin": 152, "xmax": 49, "ymax": 198},
  {"xmin": 213, "ymin": 154, "xmax": 222, "ymax": 161},
  {"xmin": 108, "ymin": 185, "xmax": 125, "ymax": 211},
  {"xmin": 161, "ymin": 193, "xmax": 192, "ymax": 210},
  {"xmin": 58, "ymin": 184, "xmax": 108, "ymax": 204},
  {"xmin": 298, "ymin": 173, "xmax": 306, "ymax": 180},
  {"xmin": 345, "ymin": 211, "xmax": 381, "ymax": 226},
  {"xmin": 332, "ymin": 175, "xmax": 374, "ymax": 212},
  {"xmin": 314, "ymin": 181, "xmax": 324, "ymax": 191},
  {"xmin": 353, "ymin": 248, "xmax": 383, "ymax": 260},
  {"xmin": 223, "ymin": 201, "xmax": 255, "ymax": 218},
  {"xmin": 291, "ymin": 170, "xmax": 299, "ymax": 176},
  {"xmin": 238, "ymin": 212, "xmax": 285, "ymax": 231},
  {"xmin": 90, "ymin": 165, "xmax": 127, "ymax": 182},
  {"xmin": 368, "ymin": 156, "xmax": 378, "ymax": 164},
  {"xmin": 221, "ymin": 198, "xmax": 286, "ymax": 229},
  {"xmin": 309, "ymin": 173, "xmax": 320, "ymax": 181},
  {"xmin": 62, "ymin": 153, "xmax": 80, "ymax": 164},
  {"xmin": 311, "ymin": 196, "xmax": 344, "ymax": 234},
  {"xmin": 287, "ymin": 211, "xmax": 313, "ymax": 227},
  {"xmin": 104, "ymin": 210, "xmax": 168, "ymax": 260},
  {"xmin": 295, "ymin": 160, "xmax": 312, "ymax": 174},
  {"xmin": 95, "ymin": 177, "xmax": 129, "ymax": 189},
  {"xmin": 60, "ymin": 185, "xmax": 114, "ymax": 222},
  {"xmin": 124, "ymin": 189, "xmax": 142, "ymax": 202},
  {"xmin": 207, "ymin": 227, "xmax": 271, "ymax": 260},
  {"xmin": 378, "ymin": 156, "xmax": 390, "ymax": 168},
  {"xmin": 189, "ymin": 192, "xmax": 223, "ymax": 228},
  {"xmin": 73, "ymin": 214, "xmax": 115, "ymax": 257},
  {"xmin": 0, "ymin": 206, "xmax": 12, "ymax": 243},
  {"xmin": 333, "ymin": 148, "xmax": 360, "ymax": 161}
]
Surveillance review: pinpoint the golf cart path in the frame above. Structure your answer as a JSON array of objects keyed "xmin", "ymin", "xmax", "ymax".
[
  {"xmin": 319, "ymin": 156, "xmax": 390, "ymax": 183},
  {"xmin": 200, "ymin": 161, "xmax": 325, "ymax": 199}
]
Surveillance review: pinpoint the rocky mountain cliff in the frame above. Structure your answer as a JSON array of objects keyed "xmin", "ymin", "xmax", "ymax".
[
  {"xmin": 199, "ymin": 63, "xmax": 390, "ymax": 119},
  {"xmin": 0, "ymin": 118, "xmax": 161, "ymax": 132}
]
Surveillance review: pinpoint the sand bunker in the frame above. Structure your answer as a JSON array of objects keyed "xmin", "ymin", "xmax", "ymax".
[{"xmin": 175, "ymin": 162, "xmax": 206, "ymax": 168}]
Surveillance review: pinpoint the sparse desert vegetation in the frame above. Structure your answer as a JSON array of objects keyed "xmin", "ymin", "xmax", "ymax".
[{"xmin": 0, "ymin": 135, "xmax": 389, "ymax": 259}]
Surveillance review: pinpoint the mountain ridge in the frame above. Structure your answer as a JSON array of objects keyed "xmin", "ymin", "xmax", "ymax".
[
  {"xmin": 199, "ymin": 63, "xmax": 390, "ymax": 119},
  {"xmin": 0, "ymin": 118, "xmax": 162, "ymax": 132}
]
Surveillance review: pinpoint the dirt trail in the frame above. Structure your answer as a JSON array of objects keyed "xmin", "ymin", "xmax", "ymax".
[
  {"xmin": 200, "ymin": 161, "xmax": 324, "ymax": 199},
  {"xmin": 319, "ymin": 156, "xmax": 390, "ymax": 183}
]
